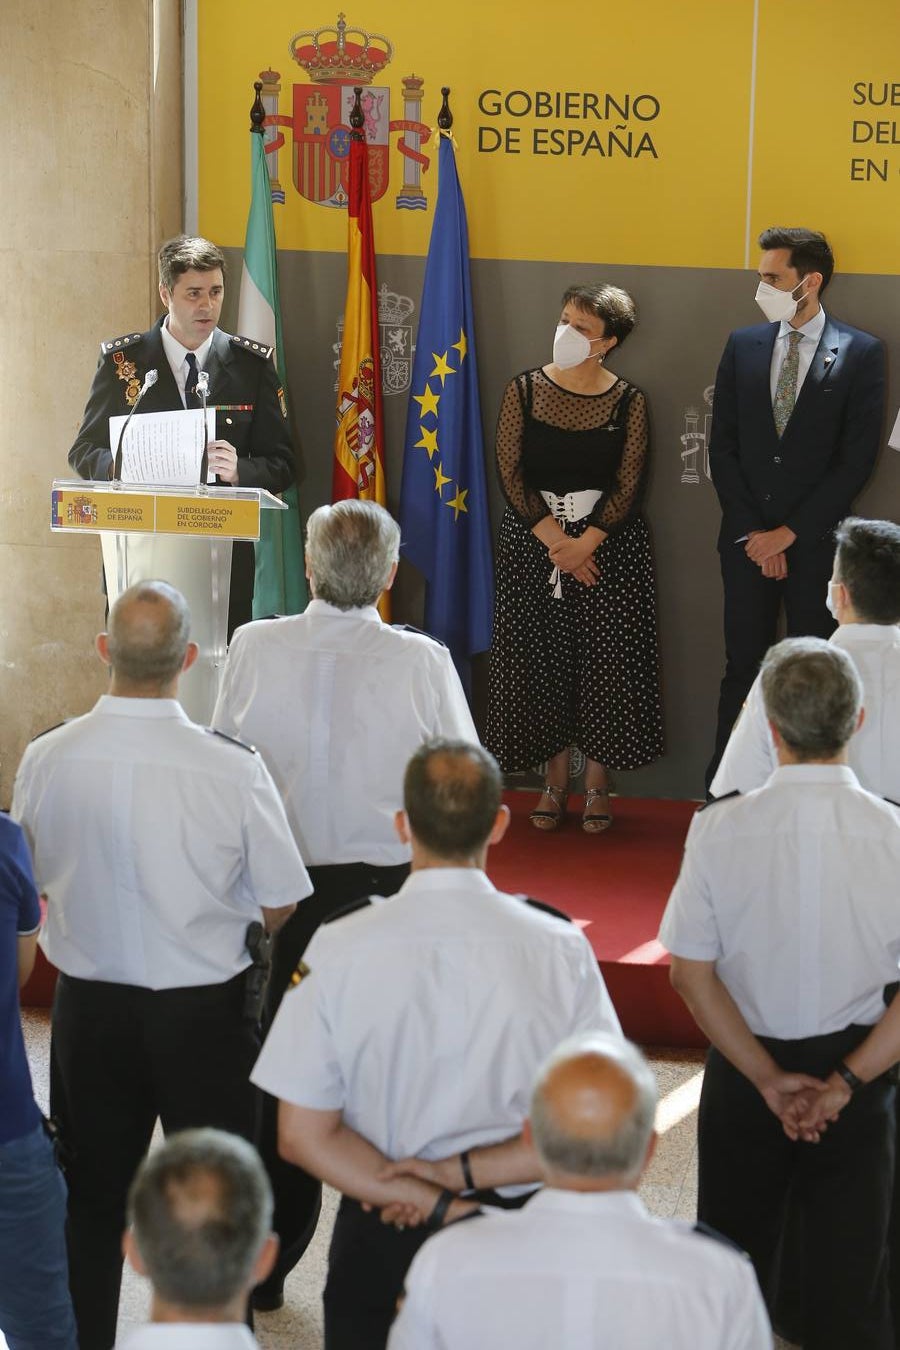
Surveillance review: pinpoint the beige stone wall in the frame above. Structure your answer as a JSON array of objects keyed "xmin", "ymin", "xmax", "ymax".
[{"xmin": 0, "ymin": 1, "xmax": 184, "ymax": 805}]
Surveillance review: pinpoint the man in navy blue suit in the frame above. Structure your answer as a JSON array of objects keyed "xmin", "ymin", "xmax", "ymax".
[{"xmin": 706, "ymin": 226, "xmax": 885, "ymax": 790}]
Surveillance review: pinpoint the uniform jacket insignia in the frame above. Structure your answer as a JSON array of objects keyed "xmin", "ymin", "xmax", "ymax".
[
  {"xmin": 229, "ymin": 333, "xmax": 275, "ymax": 360},
  {"xmin": 290, "ymin": 959, "xmax": 311, "ymax": 988}
]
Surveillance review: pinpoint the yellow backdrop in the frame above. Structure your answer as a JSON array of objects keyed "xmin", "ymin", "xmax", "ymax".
[{"xmin": 197, "ymin": 0, "xmax": 900, "ymax": 272}]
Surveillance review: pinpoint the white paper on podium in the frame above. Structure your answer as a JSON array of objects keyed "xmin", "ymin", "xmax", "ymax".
[
  {"xmin": 109, "ymin": 408, "xmax": 216, "ymax": 484},
  {"xmin": 889, "ymin": 406, "xmax": 900, "ymax": 452}
]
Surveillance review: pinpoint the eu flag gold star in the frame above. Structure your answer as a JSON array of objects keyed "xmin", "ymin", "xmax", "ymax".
[
  {"xmin": 415, "ymin": 426, "xmax": 439, "ymax": 460},
  {"xmin": 446, "ymin": 486, "xmax": 469, "ymax": 520},
  {"xmin": 413, "ymin": 383, "xmax": 441, "ymax": 419},
  {"xmin": 430, "ymin": 352, "xmax": 455, "ymax": 386},
  {"xmin": 452, "ymin": 329, "xmax": 468, "ymax": 363},
  {"xmin": 433, "ymin": 462, "xmax": 452, "ymax": 496}
]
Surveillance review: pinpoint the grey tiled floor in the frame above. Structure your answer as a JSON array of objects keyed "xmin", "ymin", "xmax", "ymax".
[{"xmin": 18, "ymin": 1013, "xmax": 791, "ymax": 1349}]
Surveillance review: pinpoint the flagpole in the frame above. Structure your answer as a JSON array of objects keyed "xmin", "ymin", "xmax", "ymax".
[{"xmin": 241, "ymin": 79, "xmax": 308, "ymax": 617}]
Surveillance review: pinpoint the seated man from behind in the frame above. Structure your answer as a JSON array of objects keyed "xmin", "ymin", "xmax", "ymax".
[
  {"xmin": 389, "ymin": 1033, "xmax": 771, "ymax": 1350},
  {"xmin": 118, "ymin": 1128, "xmax": 277, "ymax": 1348},
  {"xmin": 712, "ymin": 515, "xmax": 900, "ymax": 799}
]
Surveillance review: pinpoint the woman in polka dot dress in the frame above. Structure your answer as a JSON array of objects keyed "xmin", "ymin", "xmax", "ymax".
[{"xmin": 485, "ymin": 283, "xmax": 664, "ymax": 832}]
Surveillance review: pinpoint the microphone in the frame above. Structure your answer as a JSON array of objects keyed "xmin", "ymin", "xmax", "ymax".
[
  {"xmin": 195, "ymin": 370, "xmax": 211, "ymax": 485},
  {"xmin": 112, "ymin": 369, "xmax": 158, "ymax": 482}
]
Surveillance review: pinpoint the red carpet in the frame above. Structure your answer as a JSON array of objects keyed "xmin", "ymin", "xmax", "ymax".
[
  {"xmin": 24, "ymin": 795, "xmax": 708, "ymax": 1049},
  {"xmin": 486, "ymin": 792, "xmax": 707, "ymax": 1049}
]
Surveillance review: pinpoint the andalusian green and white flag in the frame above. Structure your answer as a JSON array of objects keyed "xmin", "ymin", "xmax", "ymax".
[{"xmin": 239, "ymin": 127, "xmax": 307, "ymax": 617}]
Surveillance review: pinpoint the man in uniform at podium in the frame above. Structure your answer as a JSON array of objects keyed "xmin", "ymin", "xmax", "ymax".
[{"xmin": 68, "ymin": 234, "xmax": 295, "ymax": 635}]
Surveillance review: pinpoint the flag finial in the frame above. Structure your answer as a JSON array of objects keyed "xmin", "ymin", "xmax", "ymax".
[
  {"xmin": 438, "ymin": 86, "xmax": 453, "ymax": 130},
  {"xmin": 350, "ymin": 86, "xmax": 364, "ymax": 136},
  {"xmin": 250, "ymin": 81, "xmax": 266, "ymax": 134}
]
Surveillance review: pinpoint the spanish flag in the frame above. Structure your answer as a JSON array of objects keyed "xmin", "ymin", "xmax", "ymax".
[{"xmin": 333, "ymin": 131, "xmax": 387, "ymax": 513}]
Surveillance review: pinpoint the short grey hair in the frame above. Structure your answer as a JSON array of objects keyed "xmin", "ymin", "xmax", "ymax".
[
  {"xmin": 127, "ymin": 1129, "xmax": 272, "ymax": 1310},
  {"xmin": 530, "ymin": 1033, "xmax": 657, "ymax": 1184},
  {"xmin": 106, "ymin": 581, "xmax": 190, "ymax": 685},
  {"xmin": 305, "ymin": 500, "xmax": 400, "ymax": 610},
  {"xmin": 760, "ymin": 636, "xmax": 862, "ymax": 759}
]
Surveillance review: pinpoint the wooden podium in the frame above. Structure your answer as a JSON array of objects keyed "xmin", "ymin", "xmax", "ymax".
[{"xmin": 51, "ymin": 480, "xmax": 287, "ymax": 723}]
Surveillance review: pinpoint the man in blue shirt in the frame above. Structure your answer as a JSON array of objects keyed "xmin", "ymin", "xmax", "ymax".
[{"xmin": 0, "ymin": 813, "xmax": 77, "ymax": 1349}]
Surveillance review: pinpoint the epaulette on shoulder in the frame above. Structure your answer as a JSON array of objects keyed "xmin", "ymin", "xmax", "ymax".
[
  {"xmin": 100, "ymin": 332, "xmax": 144, "ymax": 356},
  {"xmin": 390, "ymin": 623, "xmax": 447, "ymax": 647},
  {"xmin": 520, "ymin": 895, "xmax": 573, "ymax": 924},
  {"xmin": 29, "ymin": 720, "xmax": 66, "ymax": 742},
  {"xmin": 883, "ymin": 797, "xmax": 900, "ymax": 809},
  {"xmin": 229, "ymin": 333, "xmax": 274, "ymax": 360},
  {"xmin": 323, "ymin": 896, "xmax": 373, "ymax": 925},
  {"xmin": 698, "ymin": 790, "xmax": 741, "ymax": 812},
  {"xmin": 204, "ymin": 727, "xmax": 257, "ymax": 754},
  {"xmin": 692, "ymin": 1220, "xmax": 752, "ymax": 1259}
]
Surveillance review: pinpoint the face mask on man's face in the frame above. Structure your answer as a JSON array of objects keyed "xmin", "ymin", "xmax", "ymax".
[{"xmin": 754, "ymin": 279, "xmax": 807, "ymax": 324}]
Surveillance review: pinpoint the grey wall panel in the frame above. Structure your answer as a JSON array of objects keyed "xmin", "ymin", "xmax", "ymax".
[{"xmin": 222, "ymin": 244, "xmax": 900, "ymax": 798}]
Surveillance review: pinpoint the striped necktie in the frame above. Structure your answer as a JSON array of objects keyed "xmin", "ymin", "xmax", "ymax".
[{"xmin": 773, "ymin": 331, "xmax": 802, "ymax": 437}]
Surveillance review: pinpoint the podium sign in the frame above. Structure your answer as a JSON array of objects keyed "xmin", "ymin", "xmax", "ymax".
[
  {"xmin": 51, "ymin": 486, "xmax": 261, "ymax": 539},
  {"xmin": 50, "ymin": 481, "xmax": 286, "ymax": 723}
]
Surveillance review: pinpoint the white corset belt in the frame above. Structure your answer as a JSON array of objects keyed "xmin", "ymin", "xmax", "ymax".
[{"xmin": 540, "ymin": 489, "xmax": 603, "ymax": 599}]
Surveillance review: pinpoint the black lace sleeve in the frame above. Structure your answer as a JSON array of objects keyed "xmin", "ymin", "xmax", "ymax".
[
  {"xmin": 495, "ymin": 374, "xmax": 551, "ymax": 527},
  {"xmin": 589, "ymin": 388, "xmax": 649, "ymax": 534}
]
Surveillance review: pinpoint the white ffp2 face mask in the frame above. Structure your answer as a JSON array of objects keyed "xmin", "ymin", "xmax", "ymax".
[
  {"xmin": 825, "ymin": 581, "xmax": 840, "ymax": 619},
  {"xmin": 553, "ymin": 323, "xmax": 604, "ymax": 370},
  {"xmin": 755, "ymin": 279, "xmax": 807, "ymax": 324}
]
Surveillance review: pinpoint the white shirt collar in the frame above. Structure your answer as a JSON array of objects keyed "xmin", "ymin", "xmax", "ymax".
[
  {"xmin": 305, "ymin": 598, "xmax": 382, "ymax": 623},
  {"xmin": 115, "ymin": 1324, "xmax": 258, "ymax": 1349},
  {"xmin": 93, "ymin": 695, "xmax": 192, "ymax": 721},
  {"xmin": 832, "ymin": 623, "xmax": 900, "ymax": 647},
  {"xmin": 778, "ymin": 306, "xmax": 826, "ymax": 344},
  {"xmin": 398, "ymin": 868, "xmax": 496, "ymax": 896},
  {"xmin": 767, "ymin": 763, "xmax": 859, "ymax": 786},
  {"xmin": 160, "ymin": 317, "xmax": 217, "ymax": 372},
  {"xmin": 528, "ymin": 1187, "xmax": 648, "ymax": 1219}
]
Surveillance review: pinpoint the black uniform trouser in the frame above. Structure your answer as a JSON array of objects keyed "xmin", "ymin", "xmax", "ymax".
[
  {"xmin": 50, "ymin": 971, "xmax": 260, "ymax": 1350},
  {"xmin": 324, "ymin": 1198, "xmax": 432, "ymax": 1350},
  {"xmin": 258, "ymin": 860, "xmax": 410, "ymax": 1291},
  {"xmin": 698, "ymin": 1030, "xmax": 895, "ymax": 1350},
  {"xmin": 706, "ymin": 535, "xmax": 836, "ymax": 790}
]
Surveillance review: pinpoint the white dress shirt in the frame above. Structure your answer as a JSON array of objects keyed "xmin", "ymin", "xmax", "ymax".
[
  {"xmin": 711, "ymin": 624, "xmax": 900, "ymax": 800},
  {"xmin": 160, "ymin": 320, "xmax": 216, "ymax": 407},
  {"xmin": 11, "ymin": 697, "xmax": 312, "ymax": 988},
  {"xmin": 388, "ymin": 1188, "xmax": 771, "ymax": 1350},
  {"xmin": 252, "ymin": 868, "xmax": 621, "ymax": 1164},
  {"xmin": 211, "ymin": 601, "xmax": 478, "ymax": 865},
  {"xmin": 116, "ymin": 1324, "xmax": 258, "ymax": 1349},
  {"xmin": 659, "ymin": 765, "xmax": 900, "ymax": 1038},
  {"xmin": 769, "ymin": 305, "xmax": 827, "ymax": 402}
]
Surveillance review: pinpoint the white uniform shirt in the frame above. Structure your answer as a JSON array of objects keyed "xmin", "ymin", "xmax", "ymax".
[
  {"xmin": 388, "ymin": 1189, "xmax": 771, "ymax": 1350},
  {"xmin": 712, "ymin": 624, "xmax": 900, "ymax": 800},
  {"xmin": 252, "ymin": 868, "xmax": 621, "ymax": 1162},
  {"xmin": 116, "ymin": 1325, "xmax": 258, "ymax": 1349},
  {"xmin": 211, "ymin": 600, "xmax": 478, "ymax": 865},
  {"xmin": 11, "ymin": 697, "xmax": 312, "ymax": 988},
  {"xmin": 659, "ymin": 766, "xmax": 900, "ymax": 1038}
]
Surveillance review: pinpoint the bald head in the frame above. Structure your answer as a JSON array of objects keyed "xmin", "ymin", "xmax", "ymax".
[
  {"xmin": 530, "ymin": 1035, "xmax": 657, "ymax": 1187},
  {"xmin": 103, "ymin": 581, "xmax": 192, "ymax": 693},
  {"xmin": 403, "ymin": 740, "xmax": 503, "ymax": 862}
]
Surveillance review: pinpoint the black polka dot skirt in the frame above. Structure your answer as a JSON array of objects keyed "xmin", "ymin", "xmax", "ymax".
[{"xmin": 485, "ymin": 507, "xmax": 665, "ymax": 773}]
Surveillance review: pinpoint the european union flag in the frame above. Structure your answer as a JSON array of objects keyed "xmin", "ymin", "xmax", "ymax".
[{"xmin": 399, "ymin": 134, "xmax": 494, "ymax": 688}]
